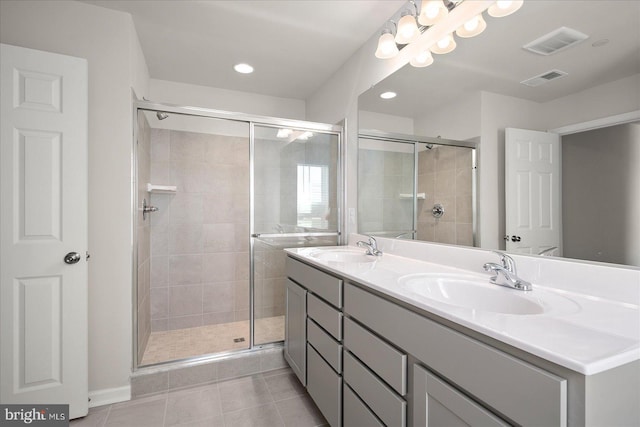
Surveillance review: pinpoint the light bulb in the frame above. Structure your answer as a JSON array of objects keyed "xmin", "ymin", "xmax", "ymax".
[
  {"xmin": 297, "ymin": 131, "xmax": 313, "ymax": 141},
  {"xmin": 456, "ymin": 14, "xmax": 487, "ymax": 38},
  {"xmin": 379, "ymin": 92, "xmax": 397, "ymax": 99},
  {"xmin": 234, "ymin": 63, "xmax": 254, "ymax": 74},
  {"xmin": 395, "ymin": 11, "xmax": 419, "ymax": 44},
  {"xmin": 410, "ymin": 50, "xmax": 434, "ymax": 68},
  {"xmin": 488, "ymin": 0, "xmax": 524, "ymax": 17},
  {"xmin": 431, "ymin": 34, "xmax": 457, "ymax": 54},
  {"xmin": 375, "ymin": 30, "xmax": 399, "ymax": 59},
  {"xmin": 418, "ymin": 0, "xmax": 448, "ymax": 26},
  {"xmin": 277, "ymin": 129, "xmax": 292, "ymax": 138}
]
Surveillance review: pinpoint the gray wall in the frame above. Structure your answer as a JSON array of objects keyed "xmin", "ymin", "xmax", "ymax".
[{"xmin": 562, "ymin": 123, "xmax": 640, "ymax": 266}]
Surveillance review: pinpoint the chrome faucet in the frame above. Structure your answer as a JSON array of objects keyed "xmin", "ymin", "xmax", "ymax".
[
  {"xmin": 357, "ymin": 236, "xmax": 383, "ymax": 256},
  {"xmin": 483, "ymin": 252, "xmax": 532, "ymax": 291}
]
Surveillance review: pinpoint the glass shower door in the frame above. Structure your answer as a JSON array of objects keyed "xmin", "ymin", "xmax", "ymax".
[
  {"xmin": 358, "ymin": 137, "xmax": 416, "ymax": 239},
  {"xmin": 252, "ymin": 124, "xmax": 340, "ymax": 345}
]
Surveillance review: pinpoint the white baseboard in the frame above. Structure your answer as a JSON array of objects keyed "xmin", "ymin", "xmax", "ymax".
[{"xmin": 88, "ymin": 385, "xmax": 131, "ymax": 408}]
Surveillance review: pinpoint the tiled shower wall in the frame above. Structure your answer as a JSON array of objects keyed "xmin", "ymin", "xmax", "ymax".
[
  {"xmin": 149, "ymin": 130, "xmax": 250, "ymax": 332},
  {"xmin": 137, "ymin": 114, "xmax": 152, "ymax": 362},
  {"xmin": 417, "ymin": 146, "xmax": 473, "ymax": 245}
]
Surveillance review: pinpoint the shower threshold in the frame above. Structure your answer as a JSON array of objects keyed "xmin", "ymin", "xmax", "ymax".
[{"xmin": 140, "ymin": 315, "xmax": 284, "ymax": 366}]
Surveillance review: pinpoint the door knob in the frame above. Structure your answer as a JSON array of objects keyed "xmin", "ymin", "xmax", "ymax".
[{"xmin": 64, "ymin": 252, "xmax": 81, "ymax": 264}]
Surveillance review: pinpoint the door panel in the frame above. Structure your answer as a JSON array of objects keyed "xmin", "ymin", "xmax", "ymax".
[
  {"xmin": 505, "ymin": 128, "xmax": 561, "ymax": 255},
  {"xmin": 1, "ymin": 43, "xmax": 88, "ymax": 418},
  {"xmin": 251, "ymin": 125, "xmax": 340, "ymax": 345}
]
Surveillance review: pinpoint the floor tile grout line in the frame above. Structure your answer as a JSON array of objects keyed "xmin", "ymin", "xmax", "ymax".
[
  {"xmin": 161, "ymin": 393, "xmax": 169, "ymax": 427},
  {"xmin": 100, "ymin": 404, "xmax": 112, "ymax": 427},
  {"xmin": 271, "ymin": 396, "xmax": 288, "ymax": 427}
]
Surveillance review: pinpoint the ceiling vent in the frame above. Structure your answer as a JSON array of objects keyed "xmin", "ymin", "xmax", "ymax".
[
  {"xmin": 520, "ymin": 69, "xmax": 568, "ymax": 87},
  {"xmin": 523, "ymin": 27, "xmax": 589, "ymax": 56}
]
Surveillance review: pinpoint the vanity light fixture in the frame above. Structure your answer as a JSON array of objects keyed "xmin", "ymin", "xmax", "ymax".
[
  {"xmin": 419, "ymin": 0, "xmax": 448, "ymax": 26},
  {"xmin": 456, "ymin": 14, "xmax": 487, "ymax": 38},
  {"xmin": 430, "ymin": 33, "xmax": 457, "ymax": 54},
  {"xmin": 233, "ymin": 63, "xmax": 254, "ymax": 74},
  {"xmin": 375, "ymin": 0, "xmax": 524, "ymax": 68},
  {"xmin": 375, "ymin": 27, "xmax": 400, "ymax": 59},
  {"xmin": 380, "ymin": 91, "xmax": 397, "ymax": 99},
  {"xmin": 395, "ymin": 2, "xmax": 420, "ymax": 44},
  {"xmin": 487, "ymin": 0, "xmax": 523, "ymax": 18},
  {"xmin": 410, "ymin": 50, "xmax": 434, "ymax": 67}
]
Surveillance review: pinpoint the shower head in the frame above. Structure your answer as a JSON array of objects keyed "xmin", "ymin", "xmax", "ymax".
[
  {"xmin": 425, "ymin": 143, "xmax": 434, "ymax": 150},
  {"xmin": 156, "ymin": 111, "xmax": 169, "ymax": 120}
]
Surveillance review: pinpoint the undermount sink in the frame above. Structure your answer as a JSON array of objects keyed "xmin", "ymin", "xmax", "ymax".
[
  {"xmin": 308, "ymin": 248, "xmax": 377, "ymax": 263},
  {"xmin": 397, "ymin": 273, "xmax": 545, "ymax": 315}
]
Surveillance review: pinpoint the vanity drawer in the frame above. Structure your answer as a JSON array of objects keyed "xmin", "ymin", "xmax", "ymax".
[
  {"xmin": 343, "ymin": 383, "xmax": 384, "ymax": 427},
  {"xmin": 286, "ymin": 257, "xmax": 342, "ymax": 307},
  {"xmin": 308, "ymin": 318, "xmax": 342, "ymax": 373},
  {"xmin": 307, "ymin": 344, "xmax": 341, "ymax": 427},
  {"xmin": 344, "ymin": 283, "xmax": 567, "ymax": 427},
  {"xmin": 344, "ymin": 316, "xmax": 406, "ymax": 396},
  {"xmin": 308, "ymin": 293, "xmax": 342, "ymax": 341},
  {"xmin": 343, "ymin": 350, "xmax": 406, "ymax": 427}
]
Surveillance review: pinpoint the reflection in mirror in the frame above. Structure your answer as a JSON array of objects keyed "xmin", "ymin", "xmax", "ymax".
[
  {"xmin": 358, "ymin": 137, "xmax": 414, "ymax": 238},
  {"xmin": 358, "ymin": 1, "xmax": 639, "ymax": 267},
  {"xmin": 358, "ymin": 132, "xmax": 476, "ymax": 246}
]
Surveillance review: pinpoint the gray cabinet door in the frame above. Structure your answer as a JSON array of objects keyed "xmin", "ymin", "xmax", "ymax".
[
  {"xmin": 284, "ymin": 279, "xmax": 306, "ymax": 385},
  {"xmin": 413, "ymin": 364, "xmax": 509, "ymax": 427},
  {"xmin": 307, "ymin": 344, "xmax": 342, "ymax": 427}
]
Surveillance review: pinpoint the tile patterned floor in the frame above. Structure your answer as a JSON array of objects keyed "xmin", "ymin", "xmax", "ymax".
[
  {"xmin": 141, "ymin": 316, "xmax": 284, "ymax": 365},
  {"xmin": 71, "ymin": 368, "xmax": 327, "ymax": 427}
]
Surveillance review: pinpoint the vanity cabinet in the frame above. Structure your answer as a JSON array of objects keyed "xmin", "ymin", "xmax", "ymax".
[
  {"xmin": 345, "ymin": 282, "xmax": 567, "ymax": 426},
  {"xmin": 285, "ymin": 256, "xmax": 343, "ymax": 426},
  {"xmin": 413, "ymin": 364, "xmax": 508, "ymax": 426},
  {"xmin": 285, "ymin": 253, "xmax": 640, "ymax": 427},
  {"xmin": 284, "ymin": 279, "xmax": 306, "ymax": 385}
]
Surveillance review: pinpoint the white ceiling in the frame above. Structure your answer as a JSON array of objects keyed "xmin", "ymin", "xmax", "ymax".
[
  {"xmin": 359, "ymin": 1, "xmax": 640, "ymax": 118},
  {"xmin": 81, "ymin": 0, "xmax": 405, "ymax": 99}
]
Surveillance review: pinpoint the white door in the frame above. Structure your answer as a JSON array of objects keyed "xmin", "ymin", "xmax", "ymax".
[
  {"xmin": 505, "ymin": 128, "xmax": 561, "ymax": 256},
  {"xmin": 1, "ymin": 44, "xmax": 88, "ymax": 419}
]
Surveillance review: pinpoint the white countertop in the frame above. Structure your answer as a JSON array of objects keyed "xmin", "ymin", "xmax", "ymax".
[{"xmin": 285, "ymin": 244, "xmax": 640, "ymax": 375}]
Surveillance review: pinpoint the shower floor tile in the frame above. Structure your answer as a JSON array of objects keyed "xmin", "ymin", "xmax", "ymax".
[{"xmin": 141, "ymin": 316, "xmax": 284, "ymax": 365}]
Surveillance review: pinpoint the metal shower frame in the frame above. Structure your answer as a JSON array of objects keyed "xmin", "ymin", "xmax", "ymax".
[{"xmin": 131, "ymin": 99, "xmax": 344, "ymax": 371}]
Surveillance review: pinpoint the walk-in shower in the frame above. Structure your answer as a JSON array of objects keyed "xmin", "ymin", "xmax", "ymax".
[
  {"xmin": 134, "ymin": 102, "xmax": 342, "ymax": 368},
  {"xmin": 358, "ymin": 130, "xmax": 477, "ymax": 245}
]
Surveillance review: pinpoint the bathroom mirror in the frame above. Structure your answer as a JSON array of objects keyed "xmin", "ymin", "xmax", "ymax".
[
  {"xmin": 358, "ymin": 131, "xmax": 477, "ymax": 246},
  {"xmin": 358, "ymin": 0, "xmax": 640, "ymax": 267}
]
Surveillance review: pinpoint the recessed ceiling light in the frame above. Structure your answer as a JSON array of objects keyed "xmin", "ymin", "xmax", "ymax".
[
  {"xmin": 234, "ymin": 63, "xmax": 254, "ymax": 74},
  {"xmin": 380, "ymin": 91, "xmax": 397, "ymax": 99}
]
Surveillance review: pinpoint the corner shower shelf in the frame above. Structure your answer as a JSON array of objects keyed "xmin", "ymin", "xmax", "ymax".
[
  {"xmin": 147, "ymin": 183, "xmax": 177, "ymax": 194},
  {"xmin": 399, "ymin": 193, "xmax": 426, "ymax": 200}
]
